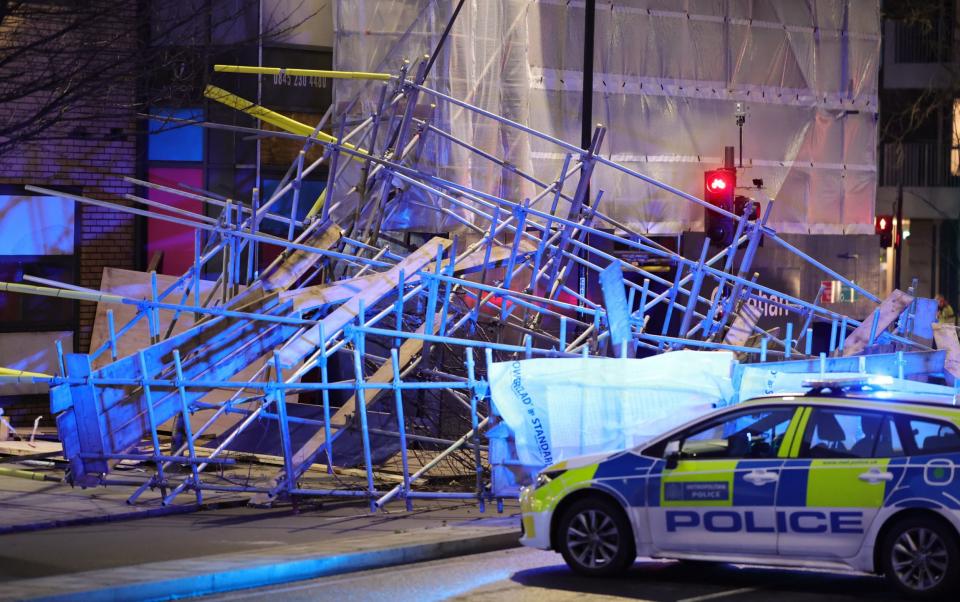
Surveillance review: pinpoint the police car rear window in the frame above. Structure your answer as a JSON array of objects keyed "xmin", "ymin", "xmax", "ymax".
[{"xmin": 899, "ymin": 417, "xmax": 960, "ymax": 455}]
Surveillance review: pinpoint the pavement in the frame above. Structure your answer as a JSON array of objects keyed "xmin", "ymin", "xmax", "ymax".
[
  {"xmin": 0, "ymin": 469, "xmax": 244, "ymax": 535},
  {"xmin": 0, "ymin": 469, "xmax": 521, "ymax": 602}
]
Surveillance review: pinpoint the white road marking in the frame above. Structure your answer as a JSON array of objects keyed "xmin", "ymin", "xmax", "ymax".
[{"xmin": 677, "ymin": 587, "xmax": 759, "ymax": 602}]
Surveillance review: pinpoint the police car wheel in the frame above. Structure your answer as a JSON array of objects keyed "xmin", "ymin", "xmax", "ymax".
[
  {"xmin": 557, "ymin": 497, "xmax": 635, "ymax": 576},
  {"xmin": 881, "ymin": 516, "xmax": 960, "ymax": 598}
]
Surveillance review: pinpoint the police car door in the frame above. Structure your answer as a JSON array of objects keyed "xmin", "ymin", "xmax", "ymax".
[
  {"xmin": 647, "ymin": 405, "xmax": 799, "ymax": 556},
  {"xmin": 777, "ymin": 406, "xmax": 902, "ymax": 559}
]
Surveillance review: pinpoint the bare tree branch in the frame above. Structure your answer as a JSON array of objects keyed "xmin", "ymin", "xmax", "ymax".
[{"xmin": 0, "ymin": 0, "xmax": 322, "ymax": 156}]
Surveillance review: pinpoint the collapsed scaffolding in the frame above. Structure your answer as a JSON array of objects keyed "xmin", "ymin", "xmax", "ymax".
[{"xmin": 0, "ymin": 55, "xmax": 956, "ymax": 512}]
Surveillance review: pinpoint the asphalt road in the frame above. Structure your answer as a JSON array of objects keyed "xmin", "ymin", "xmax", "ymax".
[{"xmin": 193, "ymin": 547, "xmax": 913, "ymax": 602}]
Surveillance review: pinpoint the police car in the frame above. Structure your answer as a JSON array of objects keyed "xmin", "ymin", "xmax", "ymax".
[{"xmin": 519, "ymin": 377, "xmax": 960, "ymax": 598}]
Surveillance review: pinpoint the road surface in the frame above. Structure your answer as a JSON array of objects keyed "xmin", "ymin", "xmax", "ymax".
[{"xmin": 194, "ymin": 547, "xmax": 910, "ymax": 602}]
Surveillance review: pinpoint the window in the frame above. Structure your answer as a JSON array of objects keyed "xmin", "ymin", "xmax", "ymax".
[
  {"xmin": 0, "ymin": 188, "xmax": 77, "ymax": 332},
  {"xmin": 799, "ymin": 408, "xmax": 893, "ymax": 459},
  {"xmin": 900, "ymin": 416, "xmax": 960, "ymax": 455},
  {"xmin": 876, "ymin": 415, "xmax": 905, "ymax": 457},
  {"xmin": 668, "ymin": 407, "xmax": 795, "ymax": 460},
  {"xmin": 148, "ymin": 108, "xmax": 204, "ymax": 162},
  {"xmin": 260, "ymin": 177, "xmax": 326, "ymax": 238}
]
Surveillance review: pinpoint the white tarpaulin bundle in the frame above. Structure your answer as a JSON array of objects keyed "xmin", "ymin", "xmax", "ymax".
[
  {"xmin": 334, "ymin": 0, "xmax": 880, "ymax": 234},
  {"xmin": 487, "ymin": 351, "xmax": 735, "ymax": 467}
]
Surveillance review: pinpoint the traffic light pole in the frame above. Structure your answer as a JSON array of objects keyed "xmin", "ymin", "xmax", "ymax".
[{"xmin": 578, "ymin": 0, "xmax": 595, "ymax": 320}]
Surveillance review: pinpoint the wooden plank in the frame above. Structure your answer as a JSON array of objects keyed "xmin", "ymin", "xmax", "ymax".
[
  {"xmin": 104, "ymin": 311, "xmax": 297, "ymax": 456},
  {"xmin": 89, "ymin": 268, "xmax": 221, "ymax": 371},
  {"xmin": 908, "ymin": 298, "xmax": 938, "ymax": 346},
  {"xmin": 234, "ymin": 452, "xmax": 405, "ymax": 483},
  {"xmin": 261, "ymin": 219, "xmax": 342, "ymax": 292},
  {"xmin": 280, "ymin": 274, "xmax": 382, "ymax": 312},
  {"xmin": 251, "ymin": 320, "xmax": 431, "ymax": 505},
  {"xmin": 0, "ymin": 440, "xmax": 62, "ymax": 457},
  {"xmin": 278, "ymin": 237, "xmax": 451, "ymax": 366},
  {"xmin": 279, "ymin": 245, "xmax": 519, "ymax": 313},
  {"xmin": 58, "ymin": 297, "xmax": 298, "ymax": 484},
  {"xmin": 723, "ymin": 302, "xmax": 761, "ymax": 348},
  {"xmin": 430, "ymin": 244, "xmax": 527, "ymax": 276},
  {"xmin": 842, "ymin": 289, "xmax": 914, "ymax": 357},
  {"xmin": 933, "ymin": 324, "xmax": 960, "ymax": 385},
  {"xmin": 58, "ymin": 222, "xmax": 341, "ymax": 484}
]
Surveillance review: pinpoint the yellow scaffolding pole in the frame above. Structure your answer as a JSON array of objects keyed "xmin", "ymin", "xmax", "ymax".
[
  {"xmin": 204, "ymin": 84, "xmax": 334, "ymax": 141},
  {"xmin": 213, "ymin": 65, "xmax": 393, "ymax": 81},
  {"xmin": 0, "ymin": 367, "xmax": 53, "ymax": 379},
  {"xmin": 204, "ymin": 85, "xmax": 375, "ymax": 218}
]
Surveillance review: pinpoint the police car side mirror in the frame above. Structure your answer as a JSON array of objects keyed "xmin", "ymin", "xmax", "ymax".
[{"xmin": 665, "ymin": 440, "xmax": 680, "ymax": 469}]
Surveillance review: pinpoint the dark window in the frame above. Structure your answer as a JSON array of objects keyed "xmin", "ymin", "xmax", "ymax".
[
  {"xmin": 0, "ymin": 258, "xmax": 76, "ymax": 331},
  {"xmin": 798, "ymin": 408, "xmax": 890, "ymax": 459},
  {"xmin": 645, "ymin": 406, "xmax": 795, "ymax": 460},
  {"xmin": 0, "ymin": 186, "xmax": 79, "ymax": 333},
  {"xmin": 897, "ymin": 416, "xmax": 960, "ymax": 455}
]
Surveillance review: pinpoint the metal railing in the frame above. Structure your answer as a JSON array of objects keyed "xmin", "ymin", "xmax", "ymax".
[{"xmin": 881, "ymin": 141, "xmax": 960, "ymax": 187}]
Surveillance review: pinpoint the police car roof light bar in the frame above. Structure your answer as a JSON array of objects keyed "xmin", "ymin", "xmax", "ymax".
[{"xmin": 802, "ymin": 375, "xmax": 894, "ymax": 396}]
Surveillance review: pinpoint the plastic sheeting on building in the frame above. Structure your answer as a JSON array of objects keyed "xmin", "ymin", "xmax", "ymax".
[
  {"xmin": 334, "ymin": 0, "xmax": 880, "ymax": 235},
  {"xmin": 487, "ymin": 351, "xmax": 736, "ymax": 467}
]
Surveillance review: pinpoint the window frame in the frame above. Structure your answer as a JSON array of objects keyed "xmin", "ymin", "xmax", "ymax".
[
  {"xmin": 641, "ymin": 404, "xmax": 799, "ymax": 461},
  {"xmin": 795, "ymin": 405, "xmax": 896, "ymax": 460},
  {"xmin": 0, "ymin": 185, "xmax": 80, "ymax": 345}
]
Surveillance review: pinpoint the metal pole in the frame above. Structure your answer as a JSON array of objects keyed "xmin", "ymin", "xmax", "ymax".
[{"xmin": 895, "ymin": 180, "xmax": 904, "ymax": 291}]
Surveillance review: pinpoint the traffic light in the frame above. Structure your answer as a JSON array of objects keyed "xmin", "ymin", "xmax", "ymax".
[
  {"xmin": 704, "ymin": 168, "xmax": 736, "ymax": 246},
  {"xmin": 875, "ymin": 214, "xmax": 893, "ymax": 248},
  {"xmin": 735, "ymin": 195, "xmax": 760, "ymax": 221}
]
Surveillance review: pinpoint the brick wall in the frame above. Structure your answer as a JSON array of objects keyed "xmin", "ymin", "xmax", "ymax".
[{"xmin": 0, "ymin": 2, "xmax": 140, "ymax": 354}]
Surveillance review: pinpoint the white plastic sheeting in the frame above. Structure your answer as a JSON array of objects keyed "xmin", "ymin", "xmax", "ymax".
[
  {"xmin": 487, "ymin": 351, "xmax": 735, "ymax": 467},
  {"xmin": 334, "ymin": 0, "xmax": 880, "ymax": 234},
  {"xmin": 332, "ymin": 0, "xmax": 534, "ymax": 231}
]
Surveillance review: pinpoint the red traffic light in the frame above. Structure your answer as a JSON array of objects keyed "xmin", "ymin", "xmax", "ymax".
[
  {"xmin": 708, "ymin": 177, "xmax": 727, "ymax": 191},
  {"xmin": 875, "ymin": 214, "xmax": 892, "ymax": 233},
  {"xmin": 704, "ymin": 169, "xmax": 735, "ymax": 196},
  {"xmin": 704, "ymin": 168, "xmax": 736, "ymax": 246},
  {"xmin": 875, "ymin": 214, "xmax": 893, "ymax": 248}
]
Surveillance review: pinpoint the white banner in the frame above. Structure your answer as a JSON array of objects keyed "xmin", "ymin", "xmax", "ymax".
[{"xmin": 488, "ymin": 351, "xmax": 736, "ymax": 467}]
